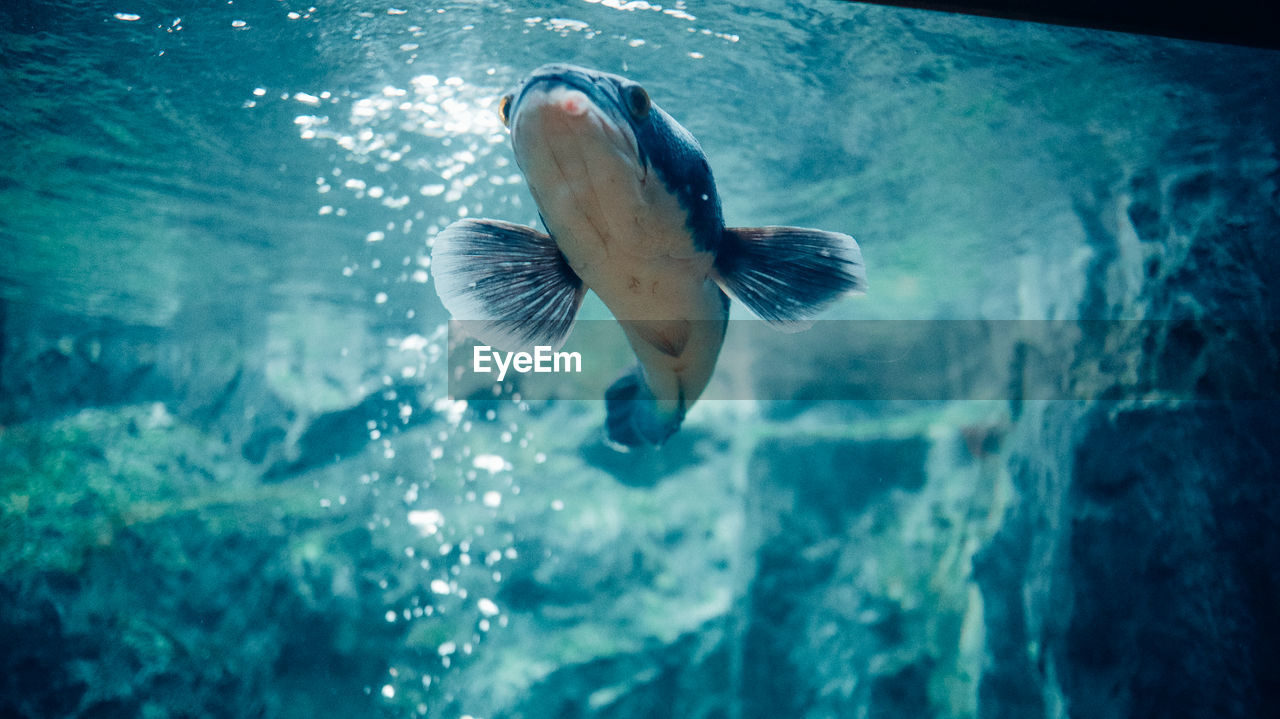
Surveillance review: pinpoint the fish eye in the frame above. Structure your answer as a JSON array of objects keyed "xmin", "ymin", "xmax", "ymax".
[
  {"xmin": 498, "ymin": 94, "xmax": 513, "ymax": 126},
  {"xmin": 623, "ymin": 84, "xmax": 650, "ymax": 119}
]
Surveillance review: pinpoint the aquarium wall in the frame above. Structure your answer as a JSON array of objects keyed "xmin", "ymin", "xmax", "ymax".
[{"xmin": 2, "ymin": 1, "xmax": 1277, "ymax": 718}]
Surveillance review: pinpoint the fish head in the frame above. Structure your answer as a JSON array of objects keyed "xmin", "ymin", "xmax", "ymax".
[
  {"xmin": 501, "ymin": 64, "xmax": 647, "ymax": 184},
  {"xmin": 497, "ymin": 63, "xmax": 723, "ymax": 254}
]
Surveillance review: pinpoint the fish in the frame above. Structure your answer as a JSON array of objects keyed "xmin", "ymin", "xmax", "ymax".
[{"xmin": 431, "ymin": 63, "xmax": 867, "ymax": 447}]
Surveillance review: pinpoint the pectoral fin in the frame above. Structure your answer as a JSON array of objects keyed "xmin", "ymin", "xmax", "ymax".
[
  {"xmin": 431, "ymin": 218, "xmax": 585, "ymax": 351},
  {"xmin": 711, "ymin": 226, "xmax": 867, "ymax": 330}
]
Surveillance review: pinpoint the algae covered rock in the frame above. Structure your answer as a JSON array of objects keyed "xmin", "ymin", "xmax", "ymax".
[{"xmin": 0, "ymin": 405, "xmax": 414, "ymax": 719}]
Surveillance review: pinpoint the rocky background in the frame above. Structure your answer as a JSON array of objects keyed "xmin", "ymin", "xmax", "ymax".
[
  {"xmin": 5, "ymin": 147, "xmax": 1277, "ymax": 717},
  {"xmin": 3, "ymin": 1, "xmax": 1279, "ymax": 718}
]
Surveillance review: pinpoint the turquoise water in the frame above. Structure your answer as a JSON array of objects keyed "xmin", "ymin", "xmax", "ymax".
[
  {"xmin": 3, "ymin": 2, "xmax": 1279, "ymax": 718},
  {"xmin": 5, "ymin": 0, "xmax": 1273, "ymax": 329}
]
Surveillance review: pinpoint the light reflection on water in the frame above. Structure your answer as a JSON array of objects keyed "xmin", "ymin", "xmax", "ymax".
[{"xmin": 294, "ymin": 72, "xmax": 512, "ymax": 226}]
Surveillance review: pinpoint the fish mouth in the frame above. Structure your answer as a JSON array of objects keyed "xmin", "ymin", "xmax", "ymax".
[{"xmin": 506, "ymin": 69, "xmax": 645, "ymax": 184}]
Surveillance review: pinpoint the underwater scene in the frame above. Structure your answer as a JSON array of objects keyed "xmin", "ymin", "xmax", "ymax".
[{"xmin": 2, "ymin": 1, "xmax": 1278, "ymax": 717}]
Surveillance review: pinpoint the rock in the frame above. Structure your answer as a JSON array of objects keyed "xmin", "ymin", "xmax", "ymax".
[
  {"xmin": 973, "ymin": 108, "xmax": 1280, "ymax": 718},
  {"xmin": 0, "ymin": 406, "xmax": 429, "ymax": 719}
]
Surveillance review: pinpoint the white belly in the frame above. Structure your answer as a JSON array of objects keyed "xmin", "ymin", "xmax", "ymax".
[{"xmin": 510, "ymin": 85, "xmax": 716, "ymax": 322}]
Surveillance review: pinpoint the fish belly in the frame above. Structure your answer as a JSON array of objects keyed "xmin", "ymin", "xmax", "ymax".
[{"xmin": 534, "ymin": 166, "xmax": 714, "ymax": 322}]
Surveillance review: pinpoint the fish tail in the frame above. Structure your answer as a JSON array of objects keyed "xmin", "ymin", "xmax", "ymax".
[{"xmin": 604, "ymin": 365, "xmax": 685, "ymax": 447}]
